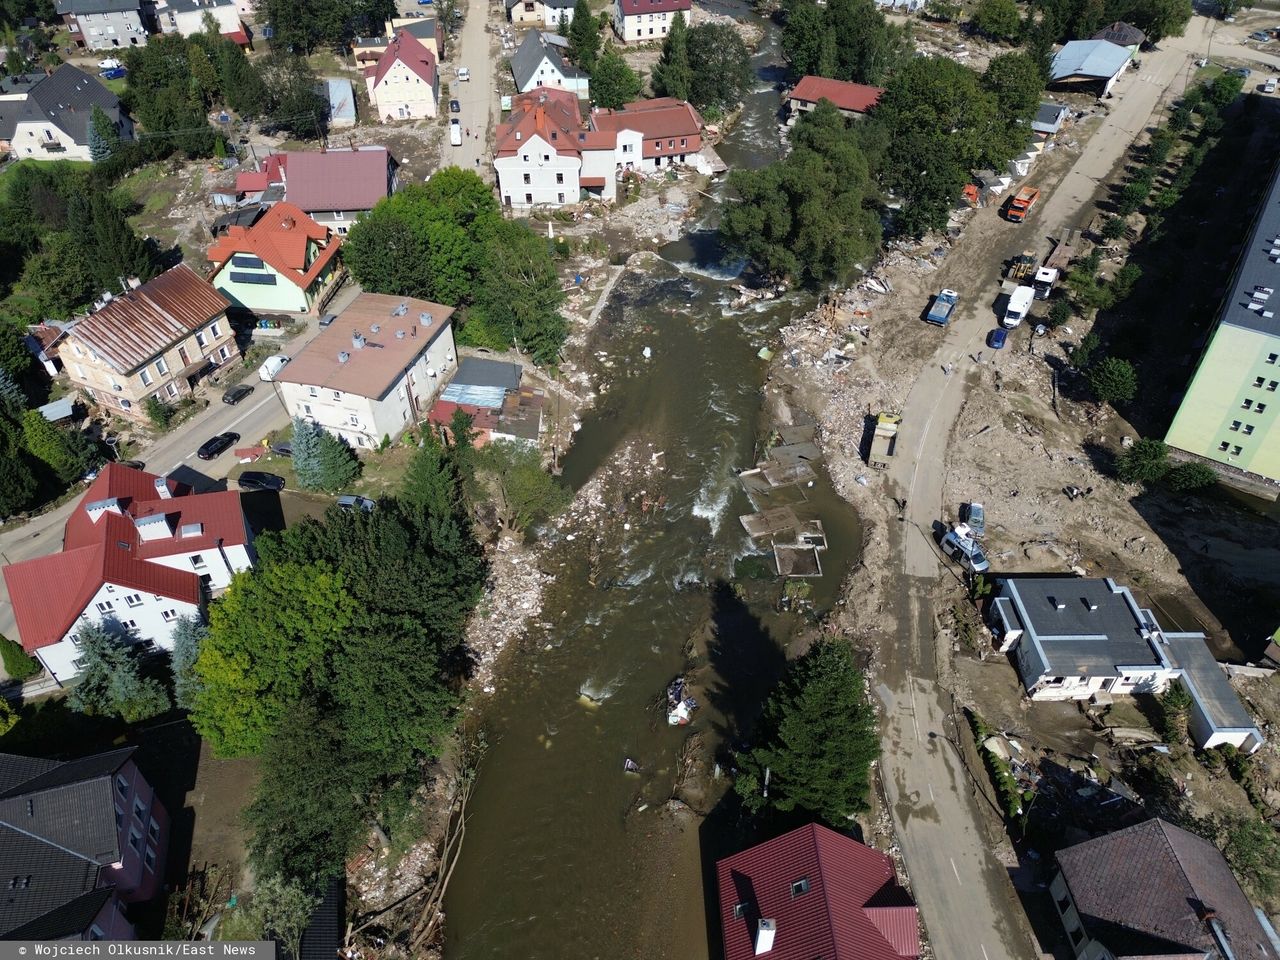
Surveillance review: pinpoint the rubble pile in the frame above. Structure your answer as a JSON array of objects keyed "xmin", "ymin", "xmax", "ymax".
[{"xmin": 466, "ymin": 541, "xmax": 554, "ymax": 696}]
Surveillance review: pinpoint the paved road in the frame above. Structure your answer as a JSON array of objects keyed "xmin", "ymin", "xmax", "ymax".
[
  {"xmin": 0, "ymin": 282, "xmax": 365, "ymax": 654},
  {"xmin": 444, "ymin": 0, "xmax": 498, "ymax": 178},
  {"xmin": 875, "ymin": 35, "xmax": 1201, "ymax": 960}
]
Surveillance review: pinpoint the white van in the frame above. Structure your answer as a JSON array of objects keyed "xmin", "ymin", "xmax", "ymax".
[
  {"xmin": 258, "ymin": 354, "xmax": 290, "ymax": 382},
  {"xmin": 1003, "ymin": 285, "xmax": 1035, "ymax": 328},
  {"xmin": 449, "ymin": 119, "xmax": 463, "ymax": 146}
]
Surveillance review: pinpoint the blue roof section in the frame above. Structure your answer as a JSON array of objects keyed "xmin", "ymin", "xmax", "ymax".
[
  {"xmin": 37, "ymin": 397, "xmax": 74, "ymax": 422},
  {"xmin": 324, "ymin": 78, "xmax": 356, "ymax": 123},
  {"xmin": 1050, "ymin": 40, "xmax": 1131, "ymax": 82},
  {"xmin": 441, "ymin": 383, "xmax": 508, "ymax": 408}
]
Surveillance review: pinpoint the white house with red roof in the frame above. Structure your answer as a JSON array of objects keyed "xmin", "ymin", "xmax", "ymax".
[
  {"xmin": 495, "ymin": 89, "xmax": 706, "ymax": 210},
  {"xmin": 716, "ymin": 823, "xmax": 920, "ymax": 960},
  {"xmin": 1, "ymin": 464, "xmax": 255, "ymax": 684},
  {"xmin": 207, "ymin": 202, "xmax": 343, "ymax": 314},
  {"xmin": 786, "ymin": 75, "xmax": 884, "ymax": 123},
  {"xmin": 612, "ymin": 0, "xmax": 691, "ymax": 43},
  {"xmin": 365, "ymin": 29, "xmax": 440, "ymax": 123}
]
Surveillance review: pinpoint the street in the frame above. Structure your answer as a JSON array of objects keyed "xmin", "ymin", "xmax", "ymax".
[
  {"xmin": 875, "ymin": 27, "xmax": 1212, "ymax": 960},
  {"xmin": 438, "ymin": 0, "xmax": 499, "ymax": 178}
]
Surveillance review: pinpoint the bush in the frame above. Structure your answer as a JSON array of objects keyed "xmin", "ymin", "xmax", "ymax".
[
  {"xmin": 1047, "ymin": 299, "xmax": 1073, "ymax": 329},
  {"xmin": 0, "ymin": 634, "xmax": 40, "ymax": 682},
  {"xmin": 1101, "ymin": 216, "xmax": 1128, "ymax": 240},
  {"xmin": 1069, "ymin": 332, "xmax": 1101, "ymax": 370},
  {"xmin": 1110, "ymin": 263, "xmax": 1143, "ymax": 302},
  {"xmin": 1165, "ymin": 461, "xmax": 1218, "ymax": 493},
  {"xmin": 1087, "ymin": 356, "xmax": 1138, "ymax": 406},
  {"xmin": 145, "ymin": 396, "xmax": 175, "ymax": 430},
  {"xmin": 1117, "ymin": 438, "xmax": 1170, "ymax": 485}
]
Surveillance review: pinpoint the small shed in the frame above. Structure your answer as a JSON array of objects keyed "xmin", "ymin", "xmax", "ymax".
[
  {"xmin": 1049, "ymin": 39, "xmax": 1132, "ymax": 97},
  {"xmin": 324, "ymin": 77, "xmax": 357, "ymax": 129},
  {"xmin": 37, "ymin": 396, "xmax": 75, "ymax": 424},
  {"xmin": 1032, "ymin": 102, "xmax": 1070, "ymax": 137},
  {"xmin": 1091, "ymin": 21, "xmax": 1146, "ymax": 52}
]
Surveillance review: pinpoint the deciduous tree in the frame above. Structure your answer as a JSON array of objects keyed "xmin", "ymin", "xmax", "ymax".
[
  {"xmin": 251, "ymin": 874, "xmax": 317, "ymax": 959},
  {"xmin": 685, "ymin": 22, "xmax": 751, "ymax": 114},
  {"xmin": 591, "ymin": 43, "xmax": 642, "ymax": 109},
  {"xmin": 470, "ymin": 220, "xmax": 567, "ymax": 365},
  {"xmin": 476, "ymin": 440, "xmax": 570, "ymax": 534},
  {"xmin": 971, "ymin": 0, "xmax": 1021, "ymax": 39}
]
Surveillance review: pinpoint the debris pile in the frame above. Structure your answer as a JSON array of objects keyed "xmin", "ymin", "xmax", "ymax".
[{"xmin": 466, "ymin": 540, "xmax": 553, "ymax": 696}]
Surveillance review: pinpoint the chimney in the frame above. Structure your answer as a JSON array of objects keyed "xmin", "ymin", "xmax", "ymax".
[
  {"xmin": 370, "ymin": 323, "xmax": 381, "ymax": 334},
  {"xmin": 396, "ymin": 329, "xmax": 406, "ymax": 339},
  {"xmin": 1084, "ymin": 598, "xmax": 1098, "ymax": 611},
  {"xmin": 154, "ymin": 476, "xmax": 172, "ymax": 500},
  {"xmin": 754, "ymin": 919, "xmax": 776, "ymax": 955},
  {"xmin": 281, "ymin": 215, "xmax": 295, "ymax": 229},
  {"xmin": 352, "ymin": 332, "xmax": 366, "ymax": 350},
  {"xmin": 338, "ymin": 351, "xmax": 350, "ymax": 363},
  {"xmin": 1049, "ymin": 596, "xmax": 1065, "ymax": 610}
]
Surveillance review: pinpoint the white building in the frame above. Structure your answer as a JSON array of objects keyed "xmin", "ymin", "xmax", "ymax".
[
  {"xmin": 0, "ymin": 65, "xmax": 134, "ymax": 163},
  {"xmin": 612, "ymin": 0, "xmax": 690, "ymax": 43},
  {"xmin": 509, "ymin": 30, "xmax": 589, "ymax": 96},
  {"xmin": 154, "ymin": 0, "xmax": 242, "ymax": 38},
  {"xmin": 506, "ymin": 0, "xmax": 576, "ymax": 28},
  {"xmin": 2, "ymin": 464, "xmax": 256, "ymax": 685},
  {"xmin": 273, "ymin": 293, "xmax": 457, "ymax": 449},
  {"xmin": 364, "ymin": 29, "xmax": 439, "ymax": 122},
  {"xmin": 990, "ymin": 576, "xmax": 1263, "ymax": 752}
]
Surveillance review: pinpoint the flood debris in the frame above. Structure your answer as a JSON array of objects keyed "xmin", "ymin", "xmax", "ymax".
[{"xmin": 666, "ymin": 676, "xmax": 700, "ymax": 726}]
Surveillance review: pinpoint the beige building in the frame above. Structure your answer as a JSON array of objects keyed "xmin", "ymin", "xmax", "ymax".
[
  {"xmin": 273, "ymin": 293, "xmax": 456, "ymax": 449},
  {"xmin": 364, "ymin": 29, "xmax": 440, "ymax": 123},
  {"xmin": 62, "ymin": 264, "xmax": 235, "ymax": 422}
]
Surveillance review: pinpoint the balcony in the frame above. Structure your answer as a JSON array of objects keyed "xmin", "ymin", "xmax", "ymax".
[{"xmin": 39, "ymin": 141, "xmax": 66, "ymax": 152}]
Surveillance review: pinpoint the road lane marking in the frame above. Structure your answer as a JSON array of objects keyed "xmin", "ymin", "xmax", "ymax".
[
  {"xmin": 950, "ymin": 857, "xmax": 961, "ymax": 883},
  {"xmin": 981, "ymin": 944, "xmax": 990, "ymax": 960},
  {"xmin": 928, "ymin": 783, "xmax": 935, "ymax": 802}
]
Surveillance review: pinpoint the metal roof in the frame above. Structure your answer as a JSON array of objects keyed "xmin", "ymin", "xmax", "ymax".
[
  {"xmin": 1050, "ymin": 40, "xmax": 1132, "ymax": 82},
  {"xmin": 66, "ymin": 264, "xmax": 229, "ymax": 374},
  {"xmin": 54, "ymin": 0, "xmax": 139, "ymax": 14},
  {"xmin": 283, "ymin": 148, "xmax": 394, "ymax": 214},
  {"xmin": 510, "ymin": 31, "xmax": 585, "ymax": 89},
  {"xmin": 453, "ymin": 356, "xmax": 521, "ymax": 391},
  {"xmin": 1215, "ymin": 155, "xmax": 1280, "ymax": 338},
  {"xmin": 1164, "ymin": 636, "xmax": 1259, "ymax": 732}
]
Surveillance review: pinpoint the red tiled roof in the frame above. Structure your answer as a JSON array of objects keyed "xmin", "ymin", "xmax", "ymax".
[
  {"xmin": 369, "ymin": 29, "xmax": 437, "ymax": 89},
  {"xmin": 789, "ymin": 75, "xmax": 884, "ymax": 114},
  {"xmin": 207, "ymin": 202, "xmax": 341, "ymax": 291},
  {"xmin": 715, "ymin": 823, "xmax": 920, "ymax": 960},
  {"xmin": 67, "ymin": 265, "xmax": 229, "ymax": 374},
  {"xmin": 3, "ymin": 464, "xmax": 250, "ymax": 651},
  {"xmin": 590, "ymin": 98, "xmax": 702, "ymax": 148},
  {"xmin": 221, "ymin": 28, "xmax": 249, "ymax": 45},
  {"xmin": 428, "ymin": 399, "xmax": 498, "ymax": 437},
  {"xmin": 617, "ymin": 0, "xmax": 690, "ymax": 15},
  {"xmin": 235, "ymin": 153, "xmax": 286, "ymax": 194},
  {"xmin": 495, "ymin": 86, "xmax": 585, "ymax": 158},
  {"xmin": 283, "ymin": 148, "xmax": 393, "ymax": 214}
]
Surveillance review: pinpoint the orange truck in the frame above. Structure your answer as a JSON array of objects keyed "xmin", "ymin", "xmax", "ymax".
[{"xmin": 1004, "ymin": 186, "xmax": 1040, "ymax": 223}]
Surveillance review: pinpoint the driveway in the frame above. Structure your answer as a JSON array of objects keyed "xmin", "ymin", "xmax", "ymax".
[{"xmin": 874, "ymin": 36, "xmax": 1199, "ymax": 960}]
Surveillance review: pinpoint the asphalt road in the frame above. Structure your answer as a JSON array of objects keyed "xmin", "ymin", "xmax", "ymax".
[{"xmin": 876, "ymin": 32, "xmax": 1204, "ymax": 960}]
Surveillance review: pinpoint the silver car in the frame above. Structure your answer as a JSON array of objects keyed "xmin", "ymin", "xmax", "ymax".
[
  {"xmin": 941, "ymin": 524, "xmax": 990, "ymax": 573},
  {"xmin": 963, "ymin": 502, "xmax": 986, "ymax": 538}
]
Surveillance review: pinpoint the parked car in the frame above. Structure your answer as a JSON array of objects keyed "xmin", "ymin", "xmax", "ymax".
[
  {"xmin": 336, "ymin": 494, "xmax": 377, "ymax": 513},
  {"xmin": 457, "ymin": 67, "xmax": 470, "ymax": 81},
  {"xmin": 197, "ymin": 432, "xmax": 240, "ymax": 460},
  {"xmin": 450, "ymin": 98, "xmax": 461, "ymax": 113},
  {"xmin": 1234, "ymin": 67, "xmax": 1252, "ymax": 78},
  {"xmin": 237, "ymin": 471, "xmax": 286, "ymax": 492},
  {"xmin": 940, "ymin": 523, "xmax": 990, "ymax": 573},
  {"xmin": 258, "ymin": 354, "xmax": 290, "ymax": 382},
  {"xmin": 319, "ymin": 313, "xmax": 337, "ymax": 328},
  {"xmin": 100, "ymin": 67, "xmax": 126, "ymax": 80},
  {"xmin": 987, "ymin": 328, "xmax": 1008, "ymax": 350},
  {"xmin": 222, "ymin": 383, "xmax": 254, "ymax": 405},
  {"xmin": 1265, "ymin": 77, "xmax": 1278, "ymax": 94},
  {"xmin": 97, "ymin": 57, "xmax": 122, "ymax": 70},
  {"xmin": 1250, "ymin": 30, "xmax": 1271, "ymax": 41},
  {"xmin": 450, "ymin": 118, "xmax": 463, "ymax": 146},
  {"xmin": 270, "ymin": 441, "xmax": 293, "ymax": 458},
  {"xmin": 962, "ymin": 502, "xmax": 986, "ymax": 538}
]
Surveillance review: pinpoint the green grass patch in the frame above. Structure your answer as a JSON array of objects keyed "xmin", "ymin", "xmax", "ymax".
[
  {"xmin": 100, "ymin": 75, "xmax": 127, "ymax": 95},
  {"xmin": 1195, "ymin": 63, "xmax": 1226, "ymax": 84},
  {"xmin": 213, "ymin": 901, "xmax": 261, "ymax": 942},
  {"xmin": 141, "ymin": 187, "xmax": 178, "ymax": 216}
]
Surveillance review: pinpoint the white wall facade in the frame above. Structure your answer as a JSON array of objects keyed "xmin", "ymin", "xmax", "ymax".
[
  {"xmin": 161, "ymin": 2, "xmax": 240, "ymax": 36},
  {"xmin": 36, "ymin": 583, "xmax": 201, "ymax": 685},
  {"xmin": 613, "ymin": 6, "xmax": 685, "ymax": 43},
  {"xmin": 497, "ymin": 133, "xmax": 582, "ymax": 209},
  {"xmin": 149, "ymin": 541, "xmax": 254, "ymax": 592},
  {"xmin": 70, "ymin": 9, "xmax": 149, "ymax": 49},
  {"xmin": 543, "ymin": 3, "xmax": 573, "ymax": 25},
  {"xmin": 1023, "ymin": 660, "xmax": 1175, "ymax": 701},
  {"xmin": 367, "ymin": 60, "xmax": 439, "ymax": 121},
  {"xmin": 508, "ymin": 0, "xmax": 545, "ymax": 25},
  {"xmin": 515, "ymin": 55, "xmax": 590, "ymax": 95},
  {"xmin": 279, "ymin": 324, "xmax": 457, "ymax": 448},
  {"xmin": 9, "ymin": 119, "xmax": 89, "ymax": 160}
]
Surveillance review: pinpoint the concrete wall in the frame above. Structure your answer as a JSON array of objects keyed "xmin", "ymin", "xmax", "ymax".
[
  {"xmin": 1166, "ymin": 323, "xmax": 1280, "ymax": 483},
  {"xmin": 164, "ymin": 2, "xmax": 240, "ymax": 36},
  {"xmin": 508, "ymin": 0, "xmax": 544, "ymax": 25}
]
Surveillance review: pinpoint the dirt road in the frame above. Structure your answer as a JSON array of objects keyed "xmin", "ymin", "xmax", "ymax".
[
  {"xmin": 874, "ymin": 36, "xmax": 1199, "ymax": 960},
  {"xmin": 446, "ymin": 0, "xmax": 498, "ymax": 178}
]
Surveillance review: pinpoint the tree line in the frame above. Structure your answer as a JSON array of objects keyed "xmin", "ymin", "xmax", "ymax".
[{"xmin": 343, "ymin": 169, "xmax": 569, "ymax": 365}]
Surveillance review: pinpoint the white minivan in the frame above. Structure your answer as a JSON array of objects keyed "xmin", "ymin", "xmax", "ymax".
[
  {"xmin": 449, "ymin": 118, "xmax": 463, "ymax": 146},
  {"xmin": 258, "ymin": 354, "xmax": 290, "ymax": 382},
  {"xmin": 1003, "ymin": 285, "xmax": 1035, "ymax": 328}
]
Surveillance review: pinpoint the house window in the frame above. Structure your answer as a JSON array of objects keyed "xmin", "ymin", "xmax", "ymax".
[
  {"xmin": 668, "ymin": 139, "xmax": 674, "ymax": 148},
  {"xmin": 116, "ymin": 774, "xmax": 129, "ymax": 797},
  {"xmin": 218, "ymin": 346, "xmax": 231, "ymax": 362},
  {"xmin": 195, "ymin": 331, "xmax": 207, "ymax": 348},
  {"xmin": 210, "ymin": 322, "xmax": 221, "ymax": 339},
  {"xmin": 8, "ymin": 876, "xmax": 30, "ymax": 889},
  {"xmin": 165, "ymin": 383, "xmax": 178, "ymax": 399},
  {"xmin": 543, "ymin": 154, "xmax": 550, "ymax": 162},
  {"xmin": 1244, "ymin": 424, "xmax": 1255, "ymax": 435},
  {"xmin": 71, "ymin": 633, "xmax": 82, "ymax": 646},
  {"xmin": 161, "ymin": 609, "xmax": 178, "ymax": 622},
  {"xmin": 309, "ymin": 386, "xmax": 319, "ymax": 397},
  {"xmin": 115, "ymin": 806, "xmax": 124, "ymax": 828},
  {"xmin": 558, "ymin": 193, "xmax": 565, "ymax": 203},
  {"xmin": 523, "ymin": 173, "xmax": 532, "ymax": 184},
  {"xmin": 104, "ymin": 585, "xmax": 115, "ymax": 594},
  {"xmin": 144, "ymin": 847, "xmax": 156, "ymax": 871},
  {"xmin": 96, "ymin": 600, "xmax": 114, "ymax": 613},
  {"xmin": 73, "ymin": 657, "xmax": 86, "ymax": 669},
  {"xmin": 191, "ymin": 555, "xmax": 206, "ymax": 570},
  {"xmin": 301, "ymin": 404, "xmax": 312, "ymax": 416},
  {"xmin": 1230, "ymin": 421, "xmax": 1241, "ymax": 431},
  {"xmin": 155, "ymin": 357, "xmax": 168, "ymax": 375},
  {"xmin": 1269, "ymin": 381, "xmax": 1278, "ymax": 391},
  {"xmin": 334, "ymin": 211, "xmax": 345, "ymax": 221},
  {"xmin": 125, "ymin": 594, "xmax": 142, "ymax": 607},
  {"xmin": 1258, "ymin": 403, "xmax": 1268, "ymax": 413},
  {"xmin": 140, "ymin": 369, "xmax": 153, "ymax": 386},
  {"xmin": 128, "ymin": 828, "xmax": 142, "ymax": 853},
  {"xmin": 790, "ymin": 877, "xmax": 810, "ymax": 897},
  {"xmin": 149, "ymin": 818, "xmax": 160, "ymax": 843},
  {"xmin": 681, "ymin": 138, "xmax": 687, "ymax": 147},
  {"xmin": 1268, "ymin": 354, "xmax": 1278, "ymax": 364},
  {"xmin": 1232, "ymin": 445, "xmax": 1243, "ymax": 456},
  {"xmin": 89, "ymin": 927, "xmax": 105, "ymax": 942},
  {"xmin": 525, "ymin": 194, "xmax": 533, "ymax": 204},
  {"xmin": 121, "ymin": 619, "xmax": 137, "ymax": 630},
  {"xmin": 332, "ymin": 390, "xmax": 342, "ymax": 401},
  {"xmin": 556, "ymin": 172, "xmax": 564, "ymax": 184},
  {"xmin": 1255, "ymin": 377, "xmax": 1265, "ymax": 387},
  {"xmin": 1243, "ymin": 398, "xmax": 1254, "ymax": 410},
  {"xmin": 348, "ymin": 414, "xmax": 359, "ymax": 427},
  {"xmin": 133, "ymin": 797, "xmax": 146, "ymax": 820}
]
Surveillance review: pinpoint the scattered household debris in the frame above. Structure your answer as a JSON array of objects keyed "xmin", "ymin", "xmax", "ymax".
[{"xmin": 666, "ymin": 676, "xmax": 699, "ymax": 726}]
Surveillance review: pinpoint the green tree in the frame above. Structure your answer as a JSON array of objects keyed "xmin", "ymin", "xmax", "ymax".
[
  {"xmin": 291, "ymin": 420, "xmax": 360, "ymax": 492},
  {"xmin": 1157, "ymin": 678, "xmax": 1192, "ymax": 741},
  {"xmin": 685, "ymin": 23, "xmax": 751, "ymax": 114},
  {"xmin": 924, "ymin": 0, "xmax": 961, "ymax": 19},
  {"xmin": 81, "ymin": 191, "xmax": 156, "ymax": 291},
  {"xmin": 591, "ymin": 43, "xmax": 642, "ymax": 109},
  {"xmin": 145, "ymin": 396, "xmax": 175, "ymax": 430},
  {"xmin": 252, "ymin": 873, "xmax": 318, "ymax": 959},
  {"xmin": 0, "ymin": 369, "xmax": 26, "ymax": 418},
  {"xmin": 651, "ymin": 10, "xmax": 692, "ymax": 102},
  {"xmin": 169, "ymin": 616, "xmax": 207, "ymax": 711},
  {"xmin": 192, "ymin": 561, "xmax": 357, "ymax": 756},
  {"xmin": 1110, "ymin": 262, "xmax": 1142, "ymax": 302},
  {"xmin": 19, "ymin": 232, "xmax": 96, "ymax": 316},
  {"xmin": 734, "ymin": 640, "xmax": 879, "ymax": 826},
  {"xmin": 1165, "ymin": 461, "xmax": 1217, "ymax": 493},
  {"xmin": 1087, "ymin": 356, "xmax": 1138, "ymax": 406},
  {"xmin": 1129, "ymin": 0, "xmax": 1193, "ymax": 42},
  {"xmin": 1101, "ymin": 216, "xmax": 1127, "ymax": 240},
  {"xmin": 820, "ymin": 0, "xmax": 907, "ymax": 84},
  {"xmin": 0, "ymin": 633, "xmax": 40, "ymax": 681},
  {"xmin": 470, "ymin": 220, "xmax": 567, "ymax": 365},
  {"xmin": 1117, "ymin": 437, "xmax": 1169, "ymax": 484},
  {"xmin": 476, "ymin": 440, "xmax": 570, "ymax": 534},
  {"xmin": 1224, "ymin": 817, "xmax": 1280, "ymax": 902},
  {"xmin": 88, "ymin": 105, "xmax": 120, "ymax": 163},
  {"xmin": 982, "ymin": 52, "xmax": 1045, "ymax": 124},
  {"xmin": 971, "ymin": 0, "xmax": 1020, "ymax": 38},
  {"xmin": 0, "ymin": 328, "xmax": 32, "ymax": 381},
  {"xmin": 22, "ymin": 410, "xmax": 92, "ymax": 484},
  {"xmin": 257, "ymin": 53, "xmax": 329, "ymax": 140},
  {"xmin": 1069, "ymin": 331, "xmax": 1100, "ymax": 369},
  {"xmin": 567, "ymin": 0, "xmax": 600, "ymax": 71},
  {"xmin": 781, "ymin": 0, "xmax": 832, "ymax": 77},
  {"xmin": 67, "ymin": 623, "xmax": 170, "ymax": 723}
]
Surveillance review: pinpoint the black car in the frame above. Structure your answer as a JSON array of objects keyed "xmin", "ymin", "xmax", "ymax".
[
  {"xmin": 238, "ymin": 471, "xmax": 286, "ymax": 492},
  {"xmin": 197, "ymin": 432, "xmax": 239, "ymax": 460},
  {"xmin": 116, "ymin": 459, "xmax": 146, "ymax": 470},
  {"xmin": 223, "ymin": 383, "xmax": 255, "ymax": 405},
  {"xmin": 449, "ymin": 98, "xmax": 461, "ymax": 113}
]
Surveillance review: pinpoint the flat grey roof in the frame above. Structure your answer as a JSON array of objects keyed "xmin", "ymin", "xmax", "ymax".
[
  {"xmin": 1165, "ymin": 636, "xmax": 1259, "ymax": 731},
  {"xmin": 1214, "ymin": 153, "xmax": 1280, "ymax": 338},
  {"xmin": 453, "ymin": 356, "xmax": 521, "ymax": 392}
]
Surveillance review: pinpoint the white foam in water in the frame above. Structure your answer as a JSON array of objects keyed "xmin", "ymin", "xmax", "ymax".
[
  {"xmin": 692, "ymin": 473, "xmax": 733, "ymax": 536},
  {"xmin": 578, "ymin": 674, "xmax": 622, "ymax": 706},
  {"xmin": 620, "ymin": 563, "xmax": 655, "ymax": 587},
  {"xmin": 660, "ymin": 256, "xmax": 749, "ymax": 282}
]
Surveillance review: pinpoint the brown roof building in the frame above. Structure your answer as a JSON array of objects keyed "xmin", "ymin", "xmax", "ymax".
[
  {"xmin": 1052, "ymin": 818, "xmax": 1274, "ymax": 960},
  {"xmin": 61, "ymin": 264, "xmax": 235, "ymax": 422},
  {"xmin": 272, "ymin": 293, "xmax": 457, "ymax": 449},
  {"xmin": 787, "ymin": 76, "xmax": 884, "ymax": 120}
]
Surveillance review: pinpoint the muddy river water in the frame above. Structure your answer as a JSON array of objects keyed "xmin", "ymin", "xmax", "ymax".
[{"xmin": 443, "ymin": 15, "xmax": 864, "ymax": 959}]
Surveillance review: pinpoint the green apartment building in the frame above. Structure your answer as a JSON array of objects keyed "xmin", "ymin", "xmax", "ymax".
[{"xmin": 1165, "ymin": 168, "xmax": 1280, "ymax": 492}]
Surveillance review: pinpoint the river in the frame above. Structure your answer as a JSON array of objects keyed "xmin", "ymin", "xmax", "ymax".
[{"xmin": 442, "ymin": 14, "xmax": 863, "ymax": 959}]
